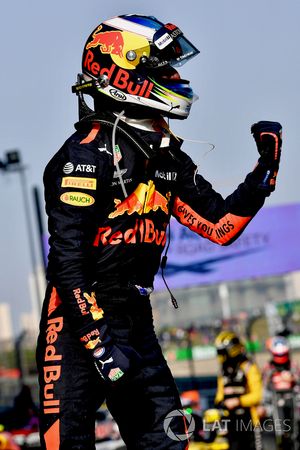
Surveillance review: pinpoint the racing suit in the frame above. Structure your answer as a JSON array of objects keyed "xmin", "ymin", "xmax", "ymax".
[
  {"xmin": 215, "ymin": 357, "xmax": 263, "ymax": 450},
  {"xmin": 36, "ymin": 114, "xmax": 274, "ymax": 449}
]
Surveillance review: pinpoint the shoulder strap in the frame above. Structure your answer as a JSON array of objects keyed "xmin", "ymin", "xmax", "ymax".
[{"xmin": 75, "ymin": 113, "xmax": 155, "ymax": 159}]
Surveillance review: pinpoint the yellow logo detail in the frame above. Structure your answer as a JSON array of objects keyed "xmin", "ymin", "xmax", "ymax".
[
  {"xmin": 61, "ymin": 177, "xmax": 97, "ymax": 190},
  {"xmin": 85, "ymin": 337, "xmax": 101, "ymax": 350},
  {"xmin": 108, "ymin": 180, "xmax": 170, "ymax": 219},
  {"xmin": 60, "ymin": 192, "xmax": 95, "ymax": 206},
  {"xmin": 111, "ymin": 31, "xmax": 151, "ymax": 70},
  {"xmin": 83, "ymin": 292, "xmax": 104, "ymax": 321}
]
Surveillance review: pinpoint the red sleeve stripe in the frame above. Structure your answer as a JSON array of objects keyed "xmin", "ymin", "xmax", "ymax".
[
  {"xmin": 260, "ymin": 132, "xmax": 279, "ymax": 160},
  {"xmin": 48, "ymin": 287, "xmax": 62, "ymax": 317},
  {"xmin": 80, "ymin": 122, "xmax": 101, "ymax": 144},
  {"xmin": 173, "ymin": 196, "xmax": 252, "ymax": 245}
]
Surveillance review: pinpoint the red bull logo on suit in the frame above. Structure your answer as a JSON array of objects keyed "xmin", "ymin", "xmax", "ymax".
[
  {"xmin": 108, "ymin": 180, "xmax": 170, "ymax": 218},
  {"xmin": 92, "ymin": 181, "xmax": 170, "ymax": 248},
  {"xmin": 93, "ymin": 218, "xmax": 167, "ymax": 247}
]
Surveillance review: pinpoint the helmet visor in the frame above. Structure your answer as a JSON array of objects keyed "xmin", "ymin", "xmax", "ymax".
[
  {"xmin": 169, "ymin": 35, "xmax": 200, "ymax": 67},
  {"xmin": 216, "ymin": 347, "xmax": 227, "ymax": 356},
  {"xmin": 152, "ymin": 26, "xmax": 200, "ymax": 68}
]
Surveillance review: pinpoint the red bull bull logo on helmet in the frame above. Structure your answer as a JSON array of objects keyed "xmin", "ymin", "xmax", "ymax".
[
  {"xmin": 86, "ymin": 25, "xmax": 124, "ymax": 57},
  {"xmin": 108, "ymin": 180, "xmax": 171, "ymax": 219}
]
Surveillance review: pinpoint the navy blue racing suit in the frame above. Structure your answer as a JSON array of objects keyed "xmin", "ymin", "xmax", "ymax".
[{"xmin": 36, "ymin": 114, "xmax": 273, "ymax": 449}]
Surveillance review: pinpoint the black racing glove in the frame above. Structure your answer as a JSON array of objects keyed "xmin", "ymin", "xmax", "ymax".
[
  {"xmin": 80, "ymin": 320, "xmax": 142, "ymax": 385},
  {"xmin": 93, "ymin": 324, "xmax": 142, "ymax": 384},
  {"xmin": 251, "ymin": 121, "xmax": 282, "ymax": 191}
]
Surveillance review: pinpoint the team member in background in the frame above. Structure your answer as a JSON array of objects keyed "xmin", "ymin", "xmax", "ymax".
[
  {"xmin": 215, "ymin": 331, "xmax": 263, "ymax": 450},
  {"xmin": 36, "ymin": 13, "xmax": 282, "ymax": 449},
  {"xmin": 263, "ymin": 335, "xmax": 299, "ymax": 390},
  {"xmin": 263, "ymin": 336, "xmax": 300, "ymax": 449}
]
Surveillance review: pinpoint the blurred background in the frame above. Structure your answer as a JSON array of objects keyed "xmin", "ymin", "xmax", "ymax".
[{"xmin": 1, "ymin": 0, "xmax": 300, "ymax": 448}]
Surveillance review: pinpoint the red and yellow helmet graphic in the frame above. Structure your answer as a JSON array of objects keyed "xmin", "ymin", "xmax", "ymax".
[
  {"xmin": 85, "ymin": 25, "xmax": 151, "ymax": 70},
  {"xmin": 80, "ymin": 15, "xmax": 199, "ymax": 119}
]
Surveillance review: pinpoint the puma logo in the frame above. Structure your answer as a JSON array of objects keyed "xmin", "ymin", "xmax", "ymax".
[
  {"xmin": 99, "ymin": 357, "xmax": 113, "ymax": 370},
  {"xmin": 98, "ymin": 146, "xmax": 112, "ymax": 156}
]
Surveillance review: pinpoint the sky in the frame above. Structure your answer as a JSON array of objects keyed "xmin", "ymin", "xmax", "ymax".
[{"xmin": 1, "ymin": 0, "xmax": 300, "ymax": 333}]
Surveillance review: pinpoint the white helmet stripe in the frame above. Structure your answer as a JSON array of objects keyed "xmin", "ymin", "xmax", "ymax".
[{"xmin": 103, "ymin": 17, "xmax": 156, "ymax": 40}]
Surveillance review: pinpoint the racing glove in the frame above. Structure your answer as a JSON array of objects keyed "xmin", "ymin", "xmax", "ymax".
[
  {"xmin": 251, "ymin": 120, "xmax": 282, "ymax": 192},
  {"xmin": 78, "ymin": 295, "xmax": 142, "ymax": 384},
  {"xmin": 92, "ymin": 324, "xmax": 142, "ymax": 384}
]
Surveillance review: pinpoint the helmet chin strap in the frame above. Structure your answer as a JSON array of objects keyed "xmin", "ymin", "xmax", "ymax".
[
  {"xmin": 117, "ymin": 114, "xmax": 216, "ymax": 158},
  {"xmin": 115, "ymin": 115, "xmax": 162, "ymax": 132},
  {"xmin": 116, "ymin": 114, "xmax": 173, "ymax": 149}
]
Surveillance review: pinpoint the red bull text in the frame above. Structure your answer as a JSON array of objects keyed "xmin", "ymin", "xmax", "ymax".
[
  {"xmin": 93, "ymin": 218, "xmax": 167, "ymax": 247},
  {"xmin": 83, "ymin": 52, "xmax": 154, "ymax": 98},
  {"xmin": 80, "ymin": 328, "xmax": 101, "ymax": 350},
  {"xmin": 43, "ymin": 317, "xmax": 63, "ymax": 414}
]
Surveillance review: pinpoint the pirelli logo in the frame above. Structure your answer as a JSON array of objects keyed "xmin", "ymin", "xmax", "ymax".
[{"xmin": 61, "ymin": 177, "xmax": 97, "ymax": 190}]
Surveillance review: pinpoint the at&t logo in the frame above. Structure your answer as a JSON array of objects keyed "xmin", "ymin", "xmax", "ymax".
[{"xmin": 63, "ymin": 162, "xmax": 74, "ymax": 174}]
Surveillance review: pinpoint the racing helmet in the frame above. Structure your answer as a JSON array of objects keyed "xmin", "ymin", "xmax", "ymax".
[
  {"xmin": 76, "ymin": 14, "xmax": 200, "ymax": 119},
  {"xmin": 215, "ymin": 331, "xmax": 245, "ymax": 363},
  {"xmin": 268, "ymin": 336, "xmax": 290, "ymax": 365}
]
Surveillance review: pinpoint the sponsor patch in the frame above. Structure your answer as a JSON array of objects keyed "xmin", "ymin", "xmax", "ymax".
[
  {"xmin": 111, "ymin": 178, "xmax": 132, "ymax": 187},
  {"xmin": 61, "ymin": 177, "xmax": 97, "ymax": 190},
  {"xmin": 60, "ymin": 192, "xmax": 95, "ymax": 207},
  {"xmin": 109, "ymin": 88, "xmax": 127, "ymax": 101},
  {"xmin": 154, "ymin": 33, "xmax": 173, "ymax": 50},
  {"xmin": 80, "ymin": 328, "xmax": 101, "ymax": 350},
  {"xmin": 99, "ymin": 357, "xmax": 113, "ymax": 369},
  {"xmin": 98, "ymin": 145, "xmax": 113, "ymax": 156},
  {"xmin": 85, "ymin": 337, "xmax": 101, "ymax": 350},
  {"xmin": 108, "ymin": 367, "xmax": 124, "ymax": 381},
  {"xmin": 93, "ymin": 347, "xmax": 105, "ymax": 358},
  {"xmin": 75, "ymin": 164, "xmax": 96, "ymax": 173},
  {"xmin": 155, "ymin": 170, "xmax": 177, "ymax": 181},
  {"xmin": 83, "ymin": 292, "xmax": 104, "ymax": 321},
  {"xmin": 63, "ymin": 162, "xmax": 74, "ymax": 174},
  {"xmin": 113, "ymin": 145, "xmax": 122, "ymax": 165}
]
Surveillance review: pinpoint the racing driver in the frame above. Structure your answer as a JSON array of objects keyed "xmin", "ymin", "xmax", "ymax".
[{"xmin": 36, "ymin": 14, "xmax": 282, "ymax": 450}]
